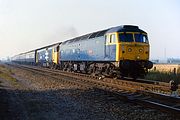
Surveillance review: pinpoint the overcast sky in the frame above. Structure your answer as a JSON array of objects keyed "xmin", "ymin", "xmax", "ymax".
[{"xmin": 0, "ymin": 0, "xmax": 180, "ymax": 60}]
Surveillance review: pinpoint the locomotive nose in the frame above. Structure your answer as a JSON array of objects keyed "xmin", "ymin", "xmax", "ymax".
[{"xmin": 122, "ymin": 44, "xmax": 148, "ymax": 61}]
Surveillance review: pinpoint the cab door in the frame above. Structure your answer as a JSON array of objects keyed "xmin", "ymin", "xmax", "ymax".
[
  {"xmin": 105, "ymin": 33, "xmax": 116, "ymax": 61},
  {"xmin": 52, "ymin": 45, "xmax": 59, "ymax": 64}
]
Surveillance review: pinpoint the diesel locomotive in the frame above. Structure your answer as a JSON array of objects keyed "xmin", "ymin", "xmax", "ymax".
[{"xmin": 12, "ymin": 25, "xmax": 153, "ymax": 79}]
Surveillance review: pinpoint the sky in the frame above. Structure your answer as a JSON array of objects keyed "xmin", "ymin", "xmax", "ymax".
[{"xmin": 0, "ymin": 0, "xmax": 180, "ymax": 60}]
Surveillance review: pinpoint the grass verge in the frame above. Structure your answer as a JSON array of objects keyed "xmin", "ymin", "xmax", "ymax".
[
  {"xmin": 0, "ymin": 65, "xmax": 17, "ymax": 85},
  {"xmin": 145, "ymin": 71, "xmax": 180, "ymax": 83}
]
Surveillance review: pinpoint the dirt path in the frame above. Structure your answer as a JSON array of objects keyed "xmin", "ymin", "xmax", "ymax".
[{"xmin": 0, "ymin": 64, "xmax": 178, "ymax": 120}]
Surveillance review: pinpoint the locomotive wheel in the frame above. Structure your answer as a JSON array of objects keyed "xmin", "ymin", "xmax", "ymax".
[{"xmin": 112, "ymin": 73, "xmax": 118, "ymax": 79}]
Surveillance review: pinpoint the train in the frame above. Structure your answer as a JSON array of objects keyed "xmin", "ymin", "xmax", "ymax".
[{"xmin": 12, "ymin": 25, "xmax": 153, "ymax": 79}]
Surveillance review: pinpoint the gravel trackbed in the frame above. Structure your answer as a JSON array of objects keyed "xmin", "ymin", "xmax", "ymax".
[{"xmin": 0, "ymin": 64, "xmax": 178, "ymax": 120}]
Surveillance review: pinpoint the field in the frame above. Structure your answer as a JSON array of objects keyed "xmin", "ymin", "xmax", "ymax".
[
  {"xmin": 146, "ymin": 64, "xmax": 180, "ymax": 83},
  {"xmin": 150, "ymin": 64, "xmax": 180, "ymax": 74}
]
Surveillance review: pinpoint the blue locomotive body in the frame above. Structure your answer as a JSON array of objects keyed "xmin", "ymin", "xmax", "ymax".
[
  {"xmin": 37, "ymin": 48, "xmax": 53, "ymax": 67},
  {"xmin": 60, "ymin": 36, "xmax": 115, "ymax": 61},
  {"xmin": 60, "ymin": 35, "xmax": 116, "ymax": 62},
  {"xmin": 37, "ymin": 49, "xmax": 46, "ymax": 65}
]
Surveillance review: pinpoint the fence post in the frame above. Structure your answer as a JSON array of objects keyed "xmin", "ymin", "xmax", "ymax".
[
  {"xmin": 173, "ymin": 68, "xmax": 176, "ymax": 75},
  {"xmin": 154, "ymin": 67, "xmax": 156, "ymax": 71}
]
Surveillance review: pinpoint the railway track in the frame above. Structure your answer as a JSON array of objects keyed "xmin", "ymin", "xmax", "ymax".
[{"xmin": 8, "ymin": 63, "xmax": 180, "ymax": 118}]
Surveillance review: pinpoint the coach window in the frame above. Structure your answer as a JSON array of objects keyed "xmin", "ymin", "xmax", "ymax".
[{"xmin": 110, "ymin": 34, "xmax": 116, "ymax": 43}]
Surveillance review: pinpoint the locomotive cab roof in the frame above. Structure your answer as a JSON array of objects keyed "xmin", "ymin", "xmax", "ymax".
[
  {"xmin": 62, "ymin": 25, "xmax": 146, "ymax": 44},
  {"xmin": 106, "ymin": 25, "xmax": 146, "ymax": 33}
]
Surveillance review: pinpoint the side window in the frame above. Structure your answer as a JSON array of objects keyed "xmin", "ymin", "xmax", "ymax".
[
  {"xmin": 110, "ymin": 34, "xmax": 116, "ymax": 43},
  {"xmin": 106, "ymin": 34, "xmax": 116, "ymax": 44}
]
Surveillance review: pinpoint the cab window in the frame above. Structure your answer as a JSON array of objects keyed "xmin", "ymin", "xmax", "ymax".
[
  {"xmin": 119, "ymin": 33, "xmax": 134, "ymax": 42},
  {"xmin": 135, "ymin": 33, "xmax": 148, "ymax": 43}
]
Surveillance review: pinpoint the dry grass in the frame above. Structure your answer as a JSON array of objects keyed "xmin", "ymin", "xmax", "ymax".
[
  {"xmin": 146, "ymin": 64, "xmax": 180, "ymax": 83},
  {"xmin": 145, "ymin": 71, "xmax": 180, "ymax": 83},
  {"xmin": 177, "ymin": 67, "xmax": 180, "ymax": 73},
  {"xmin": 150, "ymin": 64, "xmax": 180, "ymax": 74},
  {"xmin": 0, "ymin": 65, "xmax": 17, "ymax": 83}
]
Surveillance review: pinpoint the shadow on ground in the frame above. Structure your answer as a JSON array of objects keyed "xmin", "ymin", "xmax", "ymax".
[{"xmin": 0, "ymin": 87, "xmax": 178, "ymax": 120}]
